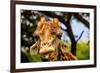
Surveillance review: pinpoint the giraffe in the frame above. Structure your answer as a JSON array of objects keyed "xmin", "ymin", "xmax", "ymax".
[{"xmin": 30, "ymin": 17, "xmax": 77, "ymax": 61}]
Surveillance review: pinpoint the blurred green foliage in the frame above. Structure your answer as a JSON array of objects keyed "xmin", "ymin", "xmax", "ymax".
[
  {"xmin": 29, "ymin": 54, "xmax": 42, "ymax": 62},
  {"xmin": 21, "ymin": 42, "xmax": 89, "ymax": 62},
  {"xmin": 76, "ymin": 42, "xmax": 89, "ymax": 60},
  {"xmin": 65, "ymin": 42, "xmax": 89, "ymax": 60}
]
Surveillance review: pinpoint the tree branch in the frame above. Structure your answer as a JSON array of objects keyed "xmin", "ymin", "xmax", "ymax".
[
  {"xmin": 73, "ymin": 13, "xmax": 89, "ymax": 28},
  {"xmin": 76, "ymin": 30, "xmax": 84, "ymax": 42}
]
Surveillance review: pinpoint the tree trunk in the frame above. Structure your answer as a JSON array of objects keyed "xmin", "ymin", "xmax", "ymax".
[{"xmin": 65, "ymin": 13, "xmax": 77, "ymax": 56}]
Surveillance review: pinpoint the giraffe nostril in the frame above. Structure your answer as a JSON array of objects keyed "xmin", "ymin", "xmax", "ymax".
[
  {"xmin": 45, "ymin": 42, "xmax": 47, "ymax": 45},
  {"xmin": 44, "ymin": 43, "xmax": 46, "ymax": 45},
  {"xmin": 47, "ymin": 42, "xmax": 49, "ymax": 45}
]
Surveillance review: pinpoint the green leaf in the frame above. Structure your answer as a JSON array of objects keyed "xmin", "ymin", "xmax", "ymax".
[{"xmin": 29, "ymin": 54, "xmax": 42, "ymax": 62}]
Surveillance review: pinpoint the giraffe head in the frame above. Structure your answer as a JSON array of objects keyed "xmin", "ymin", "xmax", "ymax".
[{"xmin": 34, "ymin": 17, "xmax": 62, "ymax": 54}]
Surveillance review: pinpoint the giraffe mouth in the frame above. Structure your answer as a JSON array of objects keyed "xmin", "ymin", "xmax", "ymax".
[{"xmin": 39, "ymin": 38, "xmax": 56, "ymax": 54}]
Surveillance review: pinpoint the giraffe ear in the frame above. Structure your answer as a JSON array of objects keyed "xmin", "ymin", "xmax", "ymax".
[
  {"xmin": 53, "ymin": 18, "xmax": 60, "ymax": 26},
  {"xmin": 52, "ymin": 18, "xmax": 62, "ymax": 36},
  {"xmin": 40, "ymin": 17, "xmax": 46, "ymax": 23},
  {"xmin": 34, "ymin": 17, "xmax": 46, "ymax": 36}
]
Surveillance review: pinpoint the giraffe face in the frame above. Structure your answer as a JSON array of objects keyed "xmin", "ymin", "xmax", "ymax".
[{"xmin": 34, "ymin": 17, "xmax": 62, "ymax": 54}]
